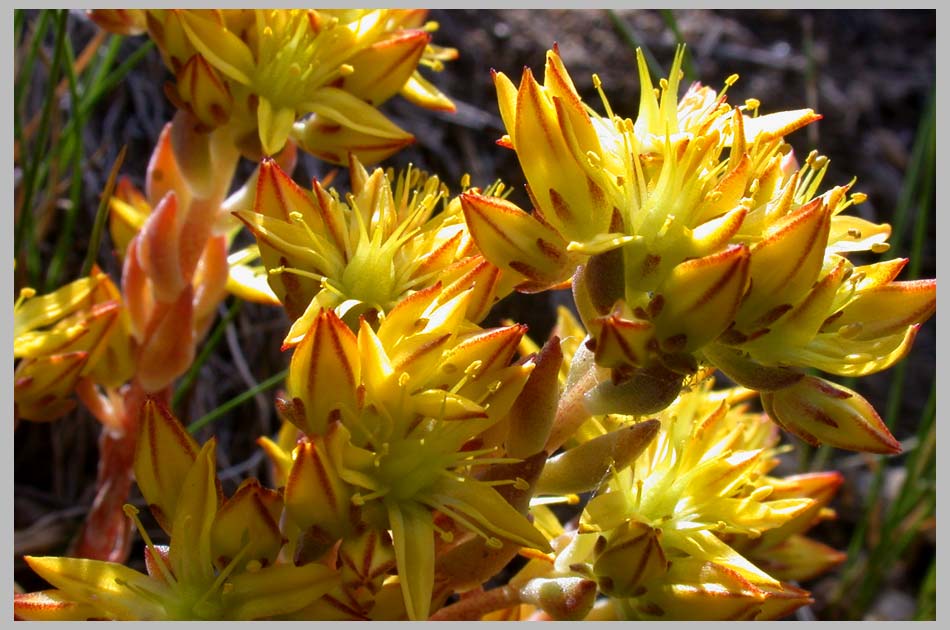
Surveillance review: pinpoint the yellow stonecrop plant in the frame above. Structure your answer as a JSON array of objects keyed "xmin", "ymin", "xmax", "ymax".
[
  {"xmin": 237, "ymin": 155, "xmax": 515, "ymax": 331},
  {"xmin": 14, "ymin": 13, "xmax": 935, "ymax": 623},
  {"xmin": 463, "ymin": 44, "xmax": 935, "ymax": 454},
  {"xmin": 89, "ymin": 9, "xmax": 457, "ymax": 161}
]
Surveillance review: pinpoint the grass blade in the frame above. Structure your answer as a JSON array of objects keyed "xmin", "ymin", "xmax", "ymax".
[
  {"xmin": 187, "ymin": 368, "xmax": 289, "ymax": 435},
  {"xmin": 606, "ymin": 9, "xmax": 664, "ymax": 79},
  {"xmin": 659, "ymin": 10, "xmax": 695, "ymax": 83},
  {"xmin": 44, "ymin": 35, "xmax": 85, "ymax": 291},
  {"xmin": 15, "ymin": 9, "xmax": 69, "ymax": 285},
  {"xmin": 80, "ymin": 145, "xmax": 126, "ymax": 277}
]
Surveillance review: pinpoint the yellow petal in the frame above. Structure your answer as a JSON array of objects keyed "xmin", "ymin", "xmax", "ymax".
[
  {"xmin": 460, "ymin": 192, "xmax": 572, "ymax": 290},
  {"xmin": 741, "ymin": 109, "xmax": 821, "ymax": 144},
  {"xmin": 343, "ymin": 30, "xmax": 428, "ymax": 105},
  {"xmin": 168, "ymin": 439, "xmax": 219, "ymax": 586},
  {"xmin": 23, "ymin": 556, "xmax": 167, "ymax": 620},
  {"xmin": 399, "ymin": 69, "xmax": 456, "ymax": 112},
  {"xmin": 14, "ymin": 590, "xmax": 102, "ymax": 621},
  {"xmin": 225, "ymin": 561, "xmax": 340, "ymax": 620},
  {"xmin": 177, "ymin": 10, "xmax": 255, "ymax": 85},
  {"xmin": 654, "ymin": 244, "xmax": 750, "ymax": 353},
  {"xmin": 257, "ymin": 98, "xmax": 296, "ymax": 157},
  {"xmin": 134, "ymin": 399, "xmax": 201, "ymax": 533},
  {"xmin": 387, "ymin": 500, "xmax": 435, "ymax": 620},
  {"xmin": 429, "ymin": 475, "xmax": 550, "ymax": 551},
  {"xmin": 286, "ymin": 308, "xmax": 360, "ymax": 436},
  {"xmin": 284, "ymin": 431, "xmax": 355, "ymax": 540},
  {"xmin": 210, "ymin": 478, "xmax": 284, "ymax": 569}
]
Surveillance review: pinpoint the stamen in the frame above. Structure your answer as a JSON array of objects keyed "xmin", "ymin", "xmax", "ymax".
[
  {"xmin": 195, "ymin": 539, "xmax": 253, "ymax": 612},
  {"xmin": 123, "ymin": 504, "xmax": 175, "ymax": 586},
  {"xmin": 352, "ymin": 488, "xmax": 387, "ymax": 506},
  {"xmin": 268, "ymin": 265, "xmax": 325, "ymax": 282},
  {"xmin": 431, "ymin": 521, "xmax": 454, "ymax": 543},
  {"xmin": 15, "ymin": 287, "xmax": 36, "ymax": 311},
  {"xmin": 591, "ymin": 74, "xmax": 615, "ymax": 120},
  {"xmin": 529, "ymin": 494, "xmax": 580, "ymax": 507}
]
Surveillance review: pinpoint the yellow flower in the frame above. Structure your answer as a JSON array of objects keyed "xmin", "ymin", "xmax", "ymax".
[
  {"xmin": 237, "ymin": 156, "xmax": 512, "ymax": 332},
  {"xmin": 469, "ymin": 45, "xmax": 934, "ymax": 453},
  {"xmin": 281, "ymin": 287, "xmax": 549, "ymax": 619},
  {"xmin": 14, "ymin": 269, "xmax": 132, "ymax": 421},
  {"xmin": 15, "ymin": 399, "xmax": 337, "ymax": 620},
  {"xmin": 107, "ymin": 9, "xmax": 456, "ymax": 159}
]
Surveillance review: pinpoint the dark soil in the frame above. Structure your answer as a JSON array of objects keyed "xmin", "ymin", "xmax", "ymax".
[{"xmin": 13, "ymin": 9, "xmax": 936, "ymax": 620}]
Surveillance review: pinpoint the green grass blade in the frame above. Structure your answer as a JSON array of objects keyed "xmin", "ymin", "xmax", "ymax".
[
  {"xmin": 606, "ymin": 9, "xmax": 664, "ymax": 79},
  {"xmin": 187, "ymin": 368, "xmax": 289, "ymax": 435},
  {"xmin": 80, "ymin": 145, "xmax": 126, "ymax": 277},
  {"xmin": 14, "ymin": 10, "xmax": 52, "ymax": 127},
  {"xmin": 52, "ymin": 38, "xmax": 154, "ymax": 166},
  {"xmin": 16, "ymin": 9, "xmax": 69, "ymax": 286},
  {"xmin": 887, "ymin": 382, "xmax": 935, "ymax": 524},
  {"xmin": 837, "ymin": 80, "xmax": 935, "ymax": 619},
  {"xmin": 886, "ymin": 86, "xmax": 934, "ymax": 259},
  {"xmin": 659, "ymin": 10, "xmax": 695, "ymax": 83},
  {"xmin": 914, "ymin": 558, "xmax": 936, "ymax": 620},
  {"xmin": 44, "ymin": 35, "xmax": 85, "ymax": 292}
]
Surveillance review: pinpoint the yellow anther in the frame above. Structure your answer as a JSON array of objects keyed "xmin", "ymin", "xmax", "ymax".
[
  {"xmin": 486, "ymin": 537, "xmax": 503, "ymax": 549},
  {"xmin": 851, "ymin": 192, "xmax": 868, "ymax": 204},
  {"xmin": 398, "ymin": 372, "xmax": 411, "ymax": 387},
  {"xmin": 871, "ymin": 242, "xmax": 890, "ymax": 253},
  {"xmin": 245, "ymin": 559, "xmax": 263, "ymax": 573},
  {"xmin": 338, "ymin": 63, "xmax": 354, "ymax": 76},
  {"xmin": 724, "ymin": 73, "xmax": 740, "ymax": 87}
]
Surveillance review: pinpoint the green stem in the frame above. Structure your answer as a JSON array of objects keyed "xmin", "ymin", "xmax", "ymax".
[
  {"xmin": 44, "ymin": 35, "xmax": 84, "ymax": 291},
  {"xmin": 606, "ymin": 9, "xmax": 664, "ymax": 79},
  {"xmin": 187, "ymin": 368, "xmax": 288, "ymax": 435},
  {"xmin": 659, "ymin": 10, "xmax": 695, "ymax": 82},
  {"xmin": 16, "ymin": 9, "xmax": 69, "ymax": 283},
  {"xmin": 80, "ymin": 145, "xmax": 126, "ymax": 277}
]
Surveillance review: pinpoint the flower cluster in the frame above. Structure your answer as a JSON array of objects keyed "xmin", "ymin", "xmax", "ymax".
[
  {"xmin": 464, "ymin": 45, "xmax": 934, "ymax": 453},
  {"xmin": 14, "ymin": 13, "xmax": 934, "ymax": 623},
  {"xmin": 89, "ymin": 9, "xmax": 456, "ymax": 161}
]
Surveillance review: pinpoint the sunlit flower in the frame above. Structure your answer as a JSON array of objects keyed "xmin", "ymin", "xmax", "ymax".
[
  {"xmin": 237, "ymin": 156, "xmax": 513, "ymax": 333},
  {"xmin": 15, "ymin": 399, "xmax": 338, "ymax": 620},
  {"xmin": 466, "ymin": 45, "xmax": 935, "ymax": 453},
  {"xmin": 14, "ymin": 269, "xmax": 132, "ymax": 422},
  {"xmin": 92, "ymin": 9, "xmax": 457, "ymax": 160},
  {"xmin": 279, "ymin": 287, "xmax": 549, "ymax": 619}
]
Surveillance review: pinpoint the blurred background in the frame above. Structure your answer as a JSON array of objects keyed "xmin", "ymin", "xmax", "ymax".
[{"xmin": 13, "ymin": 9, "xmax": 935, "ymax": 620}]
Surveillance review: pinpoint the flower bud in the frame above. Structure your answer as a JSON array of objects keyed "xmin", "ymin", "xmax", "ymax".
[
  {"xmin": 761, "ymin": 375, "xmax": 900, "ymax": 454},
  {"xmin": 592, "ymin": 521, "xmax": 667, "ymax": 598},
  {"xmin": 291, "ymin": 88, "xmax": 415, "ymax": 166},
  {"xmin": 211, "ymin": 478, "xmax": 284, "ymax": 569},
  {"xmin": 519, "ymin": 577, "xmax": 598, "ymax": 621},
  {"xmin": 537, "ymin": 420, "xmax": 659, "ymax": 495},
  {"xmin": 584, "ymin": 363, "xmax": 683, "ymax": 417}
]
